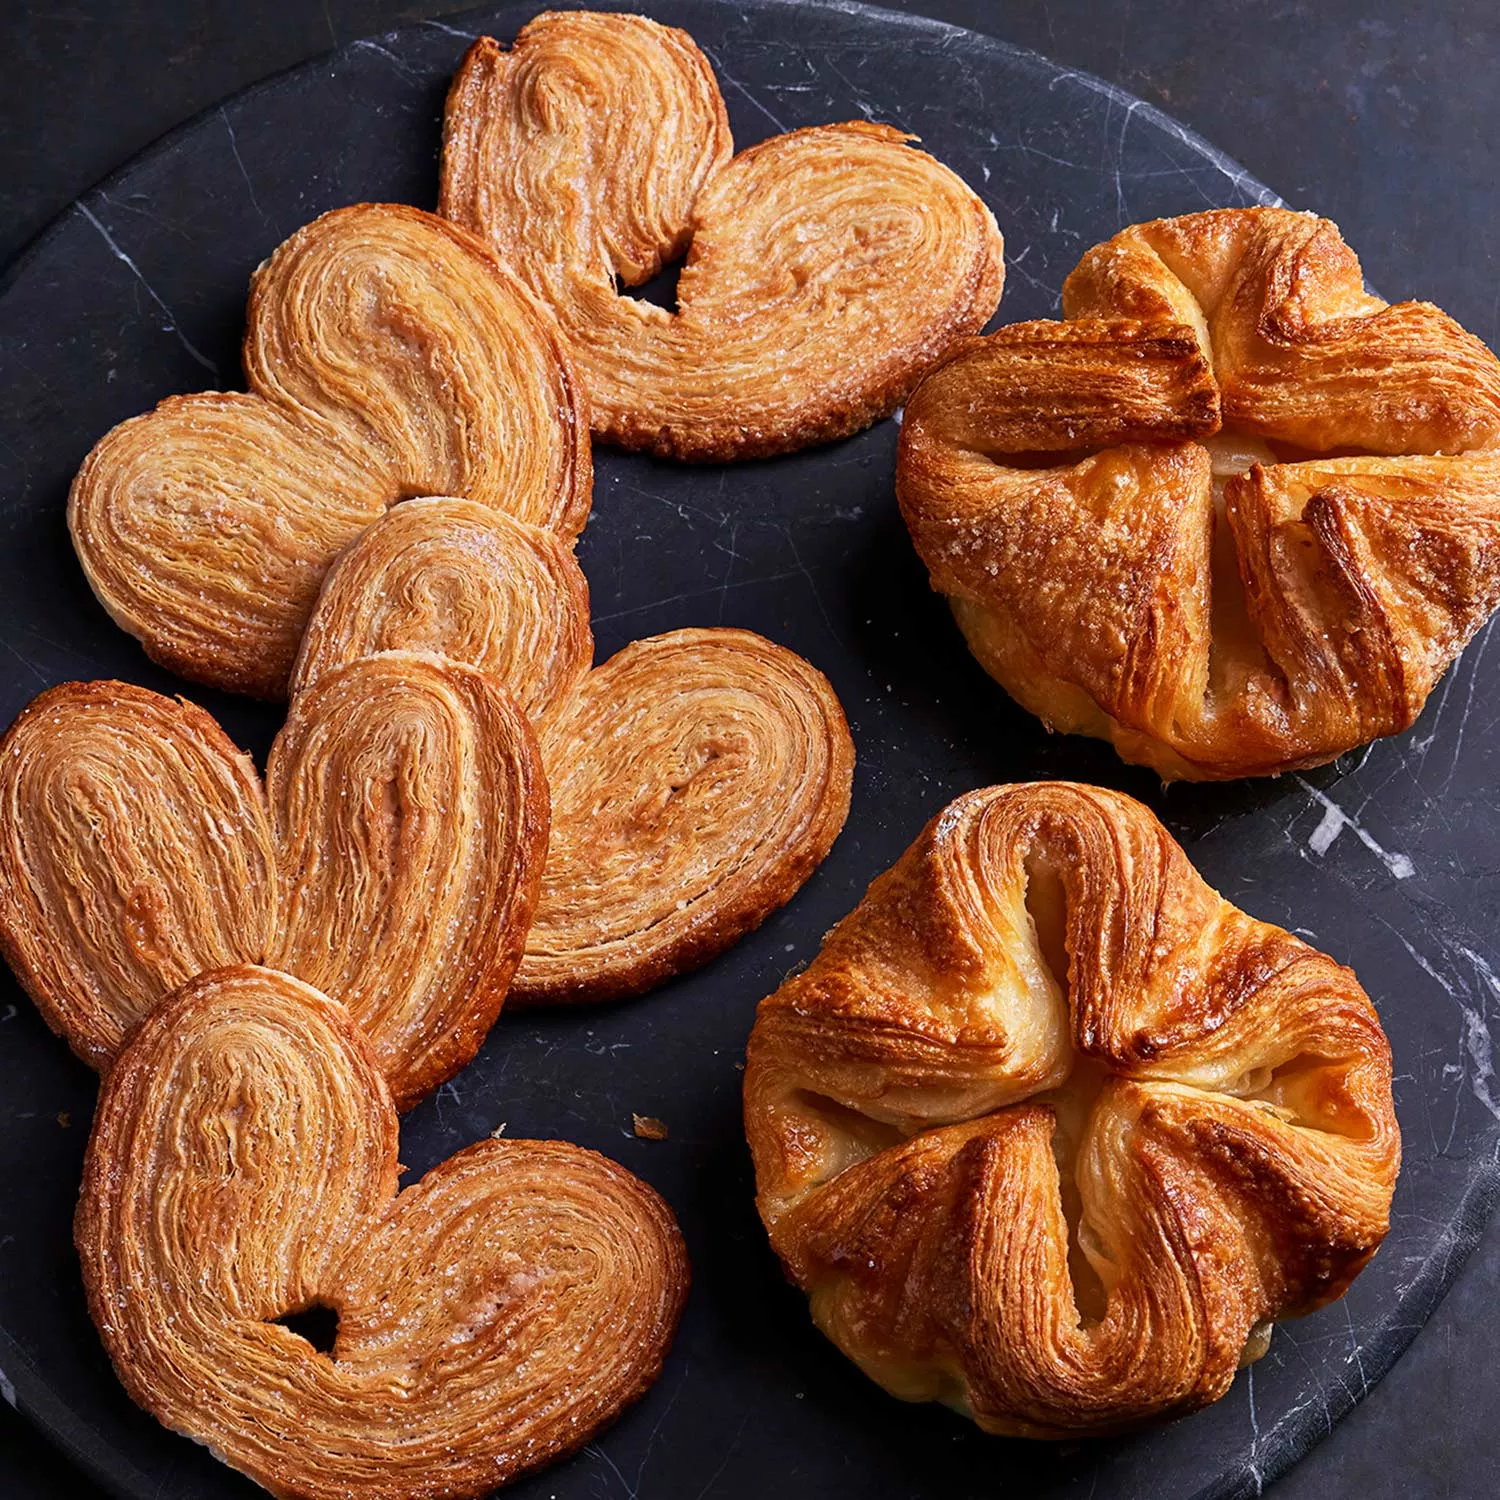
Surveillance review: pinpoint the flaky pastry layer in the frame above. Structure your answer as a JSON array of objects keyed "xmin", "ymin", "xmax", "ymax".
[
  {"xmin": 745, "ymin": 781, "xmax": 1398, "ymax": 1436},
  {"xmin": 897, "ymin": 207, "xmax": 1500, "ymax": 778}
]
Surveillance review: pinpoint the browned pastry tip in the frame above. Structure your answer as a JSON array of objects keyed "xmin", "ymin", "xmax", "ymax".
[
  {"xmin": 744, "ymin": 781, "xmax": 1399, "ymax": 1438},
  {"xmin": 266, "ymin": 651, "xmax": 548, "ymax": 1110},
  {"xmin": 77, "ymin": 964, "xmax": 689, "ymax": 1500},
  {"xmin": 0, "ymin": 680, "xmax": 273, "ymax": 1067},
  {"xmin": 440, "ymin": 11, "xmax": 1005, "ymax": 459},
  {"xmin": 291, "ymin": 496, "xmax": 593, "ymax": 718},
  {"xmin": 897, "ymin": 205, "xmax": 1500, "ymax": 779},
  {"xmin": 69, "ymin": 201, "xmax": 592, "ymax": 699},
  {"xmin": 511, "ymin": 627, "xmax": 854, "ymax": 1005}
]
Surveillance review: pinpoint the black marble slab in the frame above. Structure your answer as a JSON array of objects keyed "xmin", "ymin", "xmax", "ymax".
[{"xmin": 1, "ymin": 3, "xmax": 1498, "ymax": 1498}]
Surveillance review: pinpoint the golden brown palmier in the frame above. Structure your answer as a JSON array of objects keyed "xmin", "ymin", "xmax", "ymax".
[
  {"xmin": 69, "ymin": 202, "xmax": 591, "ymax": 699},
  {"xmin": 897, "ymin": 207, "xmax": 1500, "ymax": 779},
  {"xmin": 77, "ymin": 965, "xmax": 688, "ymax": 1500},
  {"xmin": 513, "ymin": 628, "xmax": 854, "ymax": 1004},
  {"xmin": 0, "ymin": 680, "xmax": 273, "ymax": 1067},
  {"xmin": 440, "ymin": 10, "xmax": 1004, "ymax": 459},
  {"xmin": 745, "ymin": 781, "xmax": 1399, "ymax": 1438},
  {"xmin": 267, "ymin": 652, "xmax": 547, "ymax": 1110},
  {"xmin": 291, "ymin": 497, "xmax": 593, "ymax": 719}
]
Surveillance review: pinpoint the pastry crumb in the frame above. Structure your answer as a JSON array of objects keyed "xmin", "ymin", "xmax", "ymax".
[
  {"xmin": 490, "ymin": 1121, "xmax": 507, "ymax": 1138},
  {"xmin": 632, "ymin": 1113, "xmax": 668, "ymax": 1141}
]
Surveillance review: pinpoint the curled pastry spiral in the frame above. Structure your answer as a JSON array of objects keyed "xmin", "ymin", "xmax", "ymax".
[
  {"xmin": 897, "ymin": 207, "xmax": 1500, "ymax": 779},
  {"xmin": 745, "ymin": 782, "xmax": 1398, "ymax": 1437},
  {"xmin": 69, "ymin": 203, "xmax": 591, "ymax": 699},
  {"xmin": 0, "ymin": 681, "xmax": 273, "ymax": 1067},
  {"xmin": 514, "ymin": 628, "xmax": 854, "ymax": 1004},
  {"xmin": 267, "ymin": 652, "xmax": 548, "ymax": 1110},
  {"xmin": 77, "ymin": 966, "xmax": 688, "ymax": 1500},
  {"xmin": 440, "ymin": 10, "xmax": 1005, "ymax": 459},
  {"xmin": 291, "ymin": 497, "xmax": 593, "ymax": 719}
]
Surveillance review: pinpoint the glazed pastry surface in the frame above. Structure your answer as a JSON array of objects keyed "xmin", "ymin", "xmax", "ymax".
[
  {"xmin": 69, "ymin": 203, "xmax": 591, "ymax": 698},
  {"xmin": 77, "ymin": 966, "xmax": 688, "ymax": 1500},
  {"xmin": 745, "ymin": 781, "xmax": 1399, "ymax": 1436},
  {"xmin": 897, "ymin": 207, "xmax": 1500, "ymax": 779},
  {"xmin": 440, "ymin": 10, "xmax": 1004, "ymax": 459},
  {"xmin": 514, "ymin": 627, "xmax": 855, "ymax": 1003}
]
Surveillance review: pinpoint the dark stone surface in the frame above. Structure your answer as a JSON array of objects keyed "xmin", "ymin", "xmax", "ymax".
[{"xmin": 1, "ymin": 3, "xmax": 1497, "ymax": 1498}]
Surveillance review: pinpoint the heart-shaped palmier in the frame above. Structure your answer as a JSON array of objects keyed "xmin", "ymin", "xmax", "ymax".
[
  {"xmin": 77, "ymin": 965, "xmax": 688, "ymax": 1500},
  {"xmin": 897, "ymin": 207, "xmax": 1500, "ymax": 778},
  {"xmin": 69, "ymin": 202, "xmax": 592, "ymax": 699},
  {"xmin": 290, "ymin": 497, "xmax": 593, "ymax": 719},
  {"xmin": 513, "ymin": 628, "xmax": 854, "ymax": 1004},
  {"xmin": 0, "ymin": 656, "xmax": 544, "ymax": 1106},
  {"xmin": 440, "ymin": 10, "xmax": 1005, "ymax": 459},
  {"xmin": 267, "ymin": 651, "xmax": 547, "ymax": 1109},
  {"xmin": 745, "ymin": 782, "xmax": 1399, "ymax": 1435},
  {"xmin": 0, "ymin": 681, "xmax": 273, "ymax": 1068}
]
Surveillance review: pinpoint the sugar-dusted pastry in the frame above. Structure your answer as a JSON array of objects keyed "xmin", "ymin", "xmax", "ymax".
[
  {"xmin": 514, "ymin": 628, "xmax": 854, "ymax": 1003},
  {"xmin": 897, "ymin": 207, "xmax": 1500, "ymax": 779},
  {"xmin": 745, "ymin": 782, "xmax": 1399, "ymax": 1437},
  {"xmin": 77, "ymin": 965, "xmax": 688, "ymax": 1500},
  {"xmin": 291, "ymin": 497, "xmax": 593, "ymax": 719},
  {"xmin": 0, "ymin": 681, "xmax": 273, "ymax": 1067},
  {"xmin": 69, "ymin": 203, "xmax": 591, "ymax": 699},
  {"xmin": 267, "ymin": 652, "xmax": 547, "ymax": 1109},
  {"xmin": 440, "ymin": 11, "xmax": 1004, "ymax": 459}
]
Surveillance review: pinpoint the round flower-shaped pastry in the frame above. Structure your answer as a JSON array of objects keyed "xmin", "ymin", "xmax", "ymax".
[
  {"xmin": 745, "ymin": 782, "xmax": 1399, "ymax": 1437},
  {"xmin": 440, "ymin": 10, "xmax": 1004, "ymax": 459},
  {"xmin": 897, "ymin": 207, "xmax": 1500, "ymax": 779},
  {"xmin": 78, "ymin": 965, "xmax": 687, "ymax": 1500}
]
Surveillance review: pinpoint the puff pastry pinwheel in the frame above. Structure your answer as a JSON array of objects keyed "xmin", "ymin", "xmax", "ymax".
[
  {"xmin": 0, "ymin": 657, "xmax": 545, "ymax": 1108},
  {"xmin": 77, "ymin": 965, "xmax": 688, "ymax": 1500},
  {"xmin": 440, "ymin": 10, "xmax": 1005, "ymax": 459},
  {"xmin": 745, "ymin": 782, "xmax": 1399, "ymax": 1437},
  {"xmin": 512, "ymin": 628, "xmax": 854, "ymax": 1004},
  {"xmin": 290, "ymin": 497, "xmax": 593, "ymax": 720},
  {"xmin": 69, "ymin": 202, "xmax": 591, "ymax": 699},
  {"xmin": 897, "ymin": 207, "xmax": 1500, "ymax": 779}
]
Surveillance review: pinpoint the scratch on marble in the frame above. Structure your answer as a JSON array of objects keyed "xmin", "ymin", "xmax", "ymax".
[
  {"xmin": 702, "ymin": 46, "xmax": 790, "ymax": 133},
  {"xmin": 1245, "ymin": 1363, "xmax": 1263, "ymax": 1496},
  {"xmin": 583, "ymin": 1441, "xmax": 637, "ymax": 1499},
  {"xmin": 1296, "ymin": 777, "xmax": 1415, "ymax": 879},
  {"xmin": 220, "ymin": 107, "xmax": 268, "ymax": 225},
  {"xmin": 352, "ymin": 37, "xmax": 425, "ymax": 81},
  {"xmin": 75, "ymin": 202, "xmax": 219, "ymax": 376},
  {"xmin": 420, "ymin": 18, "xmax": 480, "ymax": 41}
]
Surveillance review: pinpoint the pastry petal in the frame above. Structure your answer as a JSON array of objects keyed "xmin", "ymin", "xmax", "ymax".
[
  {"xmin": 267, "ymin": 652, "xmax": 547, "ymax": 1108},
  {"xmin": 0, "ymin": 680, "xmax": 273, "ymax": 1067},
  {"xmin": 514, "ymin": 627, "xmax": 854, "ymax": 1004},
  {"xmin": 291, "ymin": 496, "xmax": 592, "ymax": 720}
]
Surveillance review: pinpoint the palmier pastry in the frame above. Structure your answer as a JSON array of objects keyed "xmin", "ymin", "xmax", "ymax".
[
  {"xmin": 69, "ymin": 202, "xmax": 591, "ymax": 699},
  {"xmin": 897, "ymin": 207, "xmax": 1500, "ymax": 779},
  {"xmin": 291, "ymin": 497, "xmax": 593, "ymax": 720},
  {"xmin": 0, "ymin": 680, "xmax": 274, "ymax": 1067},
  {"xmin": 745, "ymin": 781, "xmax": 1399, "ymax": 1437},
  {"xmin": 0, "ymin": 659, "xmax": 544, "ymax": 1107},
  {"xmin": 440, "ymin": 10, "xmax": 1004, "ymax": 459},
  {"xmin": 266, "ymin": 652, "xmax": 547, "ymax": 1109},
  {"xmin": 513, "ymin": 628, "xmax": 854, "ymax": 1004},
  {"xmin": 77, "ymin": 965, "xmax": 688, "ymax": 1500}
]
